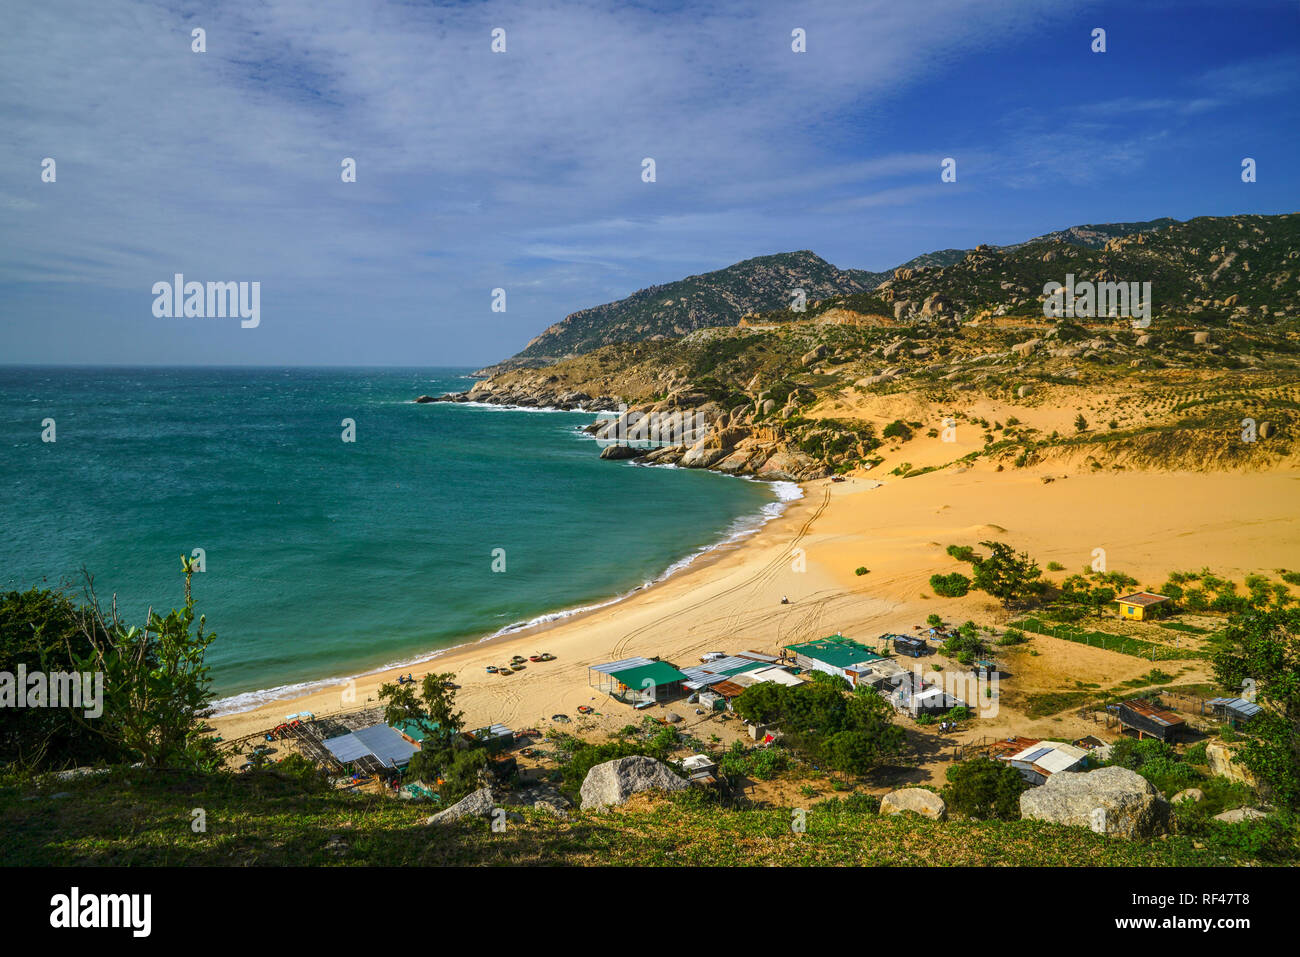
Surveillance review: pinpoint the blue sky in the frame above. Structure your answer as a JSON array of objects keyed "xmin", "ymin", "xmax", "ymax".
[{"xmin": 2, "ymin": 0, "xmax": 1297, "ymax": 366}]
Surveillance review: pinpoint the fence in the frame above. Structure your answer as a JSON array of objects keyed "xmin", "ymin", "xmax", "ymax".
[{"xmin": 1011, "ymin": 617, "xmax": 1201, "ymax": 661}]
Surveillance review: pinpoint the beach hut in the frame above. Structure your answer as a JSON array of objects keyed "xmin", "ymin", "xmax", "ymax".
[
  {"xmin": 1114, "ymin": 592, "xmax": 1171, "ymax": 621},
  {"xmin": 783, "ymin": 635, "xmax": 882, "ymax": 681}
]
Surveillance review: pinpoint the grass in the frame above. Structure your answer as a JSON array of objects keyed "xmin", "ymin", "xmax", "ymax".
[
  {"xmin": 0, "ymin": 768, "xmax": 1276, "ymax": 867},
  {"xmin": 1011, "ymin": 617, "xmax": 1202, "ymax": 661}
]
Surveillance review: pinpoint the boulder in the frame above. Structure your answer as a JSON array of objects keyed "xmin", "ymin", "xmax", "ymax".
[
  {"xmin": 880, "ymin": 788, "xmax": 947, "ymax": 821},
  {"xmin": 1213, "ymin": 807, "xmax": 1267, "ymax": 824},
  {"xmin": 579, "ymin": 755, "xmax": 689, "ymax": 810},
  {"xmin": 801, "ymin": 345, "xmax": 829, "ymax": 367},
  {"xmin": 1011, "ymin": 339, "xmax": 1041, "ymax": 357},
  {"xmin": 1171, "ymin": 788, "xmax": 1204, "ymax": 804},
  {"xmin": 1205, "ymin": 741, "xmax": 1258, "ymax": 787},
  {"xmin": 1019, "ymin": 766, "xmax": 1169, "ymax": 840},
  {"xmin": 1016, "ymin": 385, "xmax": 1034, "ymax": 398},
  {"xmin": 1135, "ymin": 335, "xmax": 1152, "ymax": 347},
  {"xmin": 426, "ymin": 786, "xmax": 496, "ymax": 825},
  {"xmin": 599, "ymin": 444, "xmax": 641, "ymax": 460},
  {"xmin": 1259, "ymin": 421, "xmax": 1275, "ymax": 439},
  {"xmin": 1192, "ymin": 331, "xmax": 1211, "ymax": 345}
]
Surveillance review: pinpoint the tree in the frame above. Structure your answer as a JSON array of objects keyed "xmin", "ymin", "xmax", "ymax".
[
  {"xmin": 64, "ymin": 560, "xmax": 219, "ymax": 770},
  {"xmin": 380, "ymin": 671, "xmax": 464, "ymax": 781},
  {"xmin": 1211, "ymin": 609, "xmax": 1300, "ymax": 807},
  {"xmin": 0, "ymin": 587, "xmax": 130, "ymax": 770},
  {"xmin": 971, "ymin": 541, "xmax": 1043, "ymax": 608},
  {"xmin": 1074, "ymin": 413, "xmax": 1088, "ymax": 432},
  {"xmin": 942, "ymin": 757, "xmax": 1027, "ymax": 820}
]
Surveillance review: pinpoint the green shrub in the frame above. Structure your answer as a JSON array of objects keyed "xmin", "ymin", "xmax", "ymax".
[
  {"xmin": 942, "ymin": 758, "xmax": 1027, "ymax": 820},
  {"xmin": 930, "ymin": 572, "xmax": 971, "ymax": 597}
]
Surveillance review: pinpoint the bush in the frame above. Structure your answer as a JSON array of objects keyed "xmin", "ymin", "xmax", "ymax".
[
  {"xmin": 883, "ymin": 420, "xmax": 912, "ymax": 441},
  {"xmin": 1047, "ymin": 562, "xmax": 1065, "ymax": 572},
  {"xmin": 930, "ymin": 572, "xmax": 971, "ymax": 597},
  {"xmin": 942, "ymin": 758, "xmax": 1027, "ymax": 820},
  {"xmin": 926, "ymin": 613, "xmax": 943, "ymax": 627},
  {"xmin": 946, "ymin": 544, "xmax": 977, "ymax": 563},
  {"xmin": 855, "ymin": 566, "xmax": 869, "ymax": 576},
  {"xmin": 997, "ymin": 628, "xmax": 1026, "ymax": 646}
]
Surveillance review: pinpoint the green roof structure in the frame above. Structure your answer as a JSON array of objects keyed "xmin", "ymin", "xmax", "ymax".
[
  {"xmin": 609, "ymin": 660, "xmax": 689, "ymax": 690},
  {"xmin": 783, "ymin": 636, "xmax": 881, "ymax": 670}
]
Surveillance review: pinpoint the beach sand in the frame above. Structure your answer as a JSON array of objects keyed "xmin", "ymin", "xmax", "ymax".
[{"xmin": 211, "ymin": 462, "xmax": 1300, "ymax": 772}]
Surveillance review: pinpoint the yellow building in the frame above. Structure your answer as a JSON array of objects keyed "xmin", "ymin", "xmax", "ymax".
[{"xmin": 1115, "ymin": 592, "xmax": 1171, "ymax": 621}]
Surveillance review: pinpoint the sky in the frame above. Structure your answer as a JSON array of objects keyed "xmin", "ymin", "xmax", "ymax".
[{"xmin": 1, "ymin": 0, "xmax": 1298, "ymax": 367}]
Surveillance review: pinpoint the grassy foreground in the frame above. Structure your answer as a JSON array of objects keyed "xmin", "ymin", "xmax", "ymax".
[{"xmin": 0, "ymin": 768, "xmax": 1281, "ymax": 867}]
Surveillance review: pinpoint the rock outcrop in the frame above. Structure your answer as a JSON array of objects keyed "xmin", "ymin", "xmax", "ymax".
[
  {"xmin": 1019, "ymin": 767, "xmax": 1170, "ymax": 840},
  {"xmin": 579, "ymin": 755, "xmax": 689, "ymax": 811},
  {"xmin": 425, "ymin": 786, "xmax": 496, "ymax": 825},
  {"xmin": 879, "ymin": 788, "xmax": 947, "ymax": 820},
  {"xmin": 1205, "ymin": 741, "xmax": 1258, "ymax": 787}
]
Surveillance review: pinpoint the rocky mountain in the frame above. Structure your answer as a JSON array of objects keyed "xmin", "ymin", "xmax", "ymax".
[
  {"xmin": 508, "ymin": 250, "xmax": 873, "ymax": 365},
  {"xmin": 487, "ymin": 219, "xmax": 1190, "ymax": 373},
  {"xmin": 428, "ymin": 211, "xmax": 1300, "ymax": 483},
  {"xmin": 852, "ymin": 213, "xmax": 1300, "ymax": 324}
]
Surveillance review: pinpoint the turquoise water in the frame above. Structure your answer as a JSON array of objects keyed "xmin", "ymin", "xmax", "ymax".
[{"xmin": 0, "ymin": 367, "xmax": 789, "ymax": 709}]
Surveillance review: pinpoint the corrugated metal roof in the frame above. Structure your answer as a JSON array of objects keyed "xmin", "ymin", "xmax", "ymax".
[
  {"xmin": 1207, "ymin": 696, "xmax": 1262, "ymax": 716},
  {"xmin": 324, "ymin": 724, "xmax": 418, "ymax": 768},
  {"xmin": 589, "ymin": 656, "xmax": 654, "ymax": 675},
  {"xmin": 1115, "ymin": 592, "xmax": 1171, "ymax": 607},
  {"xmin": 1120, "ymin": 698, "xmax": 1184, "ymax": 726}
]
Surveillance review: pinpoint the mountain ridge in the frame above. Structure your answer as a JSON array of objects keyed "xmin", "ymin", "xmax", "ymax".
[{"xmin": 480, "ymin": 217, "xmax": 1184, "ymax": 374}]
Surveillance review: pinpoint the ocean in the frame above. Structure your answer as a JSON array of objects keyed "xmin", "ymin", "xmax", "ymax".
[{"xmin": 0, "ymin": 367, "xmax": 796, "ymax": 712}]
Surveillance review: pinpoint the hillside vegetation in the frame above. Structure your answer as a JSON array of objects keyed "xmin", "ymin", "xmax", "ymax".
[{"xmin": 1, "ymin": 769, "xmax": 1281, "ymax": 866}]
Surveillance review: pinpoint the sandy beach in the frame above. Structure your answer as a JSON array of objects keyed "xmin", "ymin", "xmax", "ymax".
[{"xmin": 210, "ymin": 460, "xmax": 1300, "ymax": 759}]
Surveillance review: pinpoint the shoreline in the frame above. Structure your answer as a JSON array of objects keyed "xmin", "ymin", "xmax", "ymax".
[
  {"xmin": 209, "ymin": 464, "xmax": 1300, "ymax": 750},
  {"xmin": 208, "ymin": 473, "xmax": 806, "ymax": 719}
]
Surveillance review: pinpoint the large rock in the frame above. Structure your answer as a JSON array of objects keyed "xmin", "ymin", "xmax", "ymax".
[
  {"xmin": 880, "ymin": 788, "xmax": 947, "ymax": 821},
  {"xmin": 1205, "ymin": 741, "xmax": 1258, "ymax": 787},
  {"xmin": 599, "ymin": 444, "xmax": 642, "ymax": 460},
  {"xmin": 1019, "ymin": 766, "xmax": 1169, "ymax": 840},
  {"xmin": 425, "ymin": 786, "xmax": 496, "ymax": 825},
  {"xmin": 1171, "ymin": 788, "xmax": 1204, "ymax": 804},
  {"xmin": 1213, "ymin": 807, "xmax": 1267, "ymax": 823},
  {"xmin": 580, "ymin": 755, "xmax": 688, "ymax": 811}
]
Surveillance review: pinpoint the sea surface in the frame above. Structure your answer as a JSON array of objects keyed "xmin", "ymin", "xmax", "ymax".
[{"xmin": 0, "ymin": 367, "xmax": 796, "ymax": 712}]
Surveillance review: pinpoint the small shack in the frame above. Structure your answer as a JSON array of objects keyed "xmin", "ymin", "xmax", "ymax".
[
  {"xmin": 1114, "ymin": 698, "xmax": 1184, "ymax": 742},
  {"xmin": 784, "ymin": 635, "xmax": 881, "ymax": 681},
  {"xmin": 590, "ymin": 657, "xmax": 688, "ymax": 704},
  {"xmin": 1001, "ymin": 740, "xmax": 1089, "ymax": 785},
  {"xmin": 1115, "ymin": 592, "xmax": 1171, "ymax": 621},
  {"xmin": 1205, "ymin": 696, "xmax": 1263, "ymax": 728},
  {"xmin": 468, "ymin": 723, "xmax": 515, "ymax": 753},
  {"xmin": 888, "ymin": 634, "xmax": 929, "ymax": 658}
]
